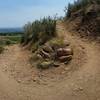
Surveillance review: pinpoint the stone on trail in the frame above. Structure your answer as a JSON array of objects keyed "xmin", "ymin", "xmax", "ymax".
[
  {"xmin": 57, "ymin": 48, "xmax": 73, "ymax": 57},
  {"xmin": 58, "ymin": 55, "xmax": 72, "ymax": 62},
  {"xmin": 53, "ymin": 62, "xmax": 60, "ymax": 67}
]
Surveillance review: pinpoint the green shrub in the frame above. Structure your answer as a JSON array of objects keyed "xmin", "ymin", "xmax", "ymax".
[
  {"xmin": 48, "ymin": 38, "xmax": 66, "ymax": 50},
  {"xmin": 0, "ymin": 39, "xmax": 12, "ymax": 46},
  {"xmin": 22, "ymin": 16, "xmax": 57, "ymax": 46},
  {"xmin": 0, "ymin": 46, "xmax": 4, "ymax": 54},
  {"xmin": 37, "ymin": 61, "xmax": 54, "ymax": 69},
  {"xmin": 7, "ymin": 36, "xmax": 21, "ymax": 43},
  {"xmin": 31, "ymin": 43, "xmax": 39, "ymax": 53},
  {"xmin": 5, "ymin": 40, "xmax": 11, "ymax": 45}
]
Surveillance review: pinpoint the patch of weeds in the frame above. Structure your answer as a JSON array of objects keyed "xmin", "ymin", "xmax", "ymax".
[
  {"xmin": 48, "ymin": 38, "xmax": 67, "ymax": 50},
  {"xmin": 37, "ymin": 60, "xmax": 54, "ymax": 69},
  {"xmin": 0, "ymin": 46, "xmax": 4, "ymax": 54}
]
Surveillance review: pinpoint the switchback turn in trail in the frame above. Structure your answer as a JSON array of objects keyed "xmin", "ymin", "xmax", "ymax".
[{"xmin": 0, "ymin": 22, "xmax": 100, "ymax": 100}]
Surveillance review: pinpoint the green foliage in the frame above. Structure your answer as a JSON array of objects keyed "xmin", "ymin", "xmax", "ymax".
[
  {"xmin": 0, "ymin": 32, "xmax": 23, "ymax": 36},
  {"xmin": 48, "ymin": 38, "xmax": 66, "ymax": 50},
  {"xmin": 6, "ymin": 36, "xmax": 21, "ymax": 43},
  {"xmin": 0, "ymin": 46, "xmax": 4, "ymax": 54},
  {"xmin": 37, "ymin": 61, "xmax": 54, "ymax": 69},
  {"xmin": 0, "ymin": 36, "xmax": 21, "ymax": 46},
  {"xmin": 22, "ymin": 16, "xmax": 57, "ymax": 46}
]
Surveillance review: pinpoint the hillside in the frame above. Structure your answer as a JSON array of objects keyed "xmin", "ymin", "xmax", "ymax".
[
  {"xmin": 0, "ymin": 0, "xmax": 100, "ymax": 100},
  {"xmin": 65, "ymin": 0, "xmax": 100, "ymax": 39}
]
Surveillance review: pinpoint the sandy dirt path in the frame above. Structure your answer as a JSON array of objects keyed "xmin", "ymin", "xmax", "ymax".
[{"xmin": 0, "ymin": 22, "xmax": 100, "ymax": 100}]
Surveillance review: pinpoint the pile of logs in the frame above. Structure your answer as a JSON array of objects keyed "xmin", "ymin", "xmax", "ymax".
[{"xmin": 37, "ymin": 44, "xmax": 73, "ymax": 63}]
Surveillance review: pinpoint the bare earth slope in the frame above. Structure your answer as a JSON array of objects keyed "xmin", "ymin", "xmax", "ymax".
[{"xmin": 0, "ymin": 22, "xmax": 100, "ymax": 100}]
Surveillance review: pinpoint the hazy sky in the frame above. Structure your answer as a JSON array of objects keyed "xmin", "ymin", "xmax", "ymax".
[{"xmin": 0, "ymin": 0, "xmax": 74, "ymax": 28}]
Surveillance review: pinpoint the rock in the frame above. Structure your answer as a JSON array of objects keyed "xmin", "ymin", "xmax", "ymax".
[
  {"xmin": 78, "ymin": 87, "xmax": 83, "ymax": 91},
  {"xmin": 53, "ymin": 62, "xmax": 60, "ymax": 67},
  {"xmin": 57, "ymin": 48, "xmax": 73, "ymax": 57},
  {"xmin": 42, "ymin": 45, "xmax": 54, "ymax": 53},
  {"xmin": 33, "ymin": 77, "xmax": 39, "ymax": 82},
  {"xmin": 37, "ymin": 54, "xmax": 43, "ymax": 60},
  {"xmin": 37, "ymin": 61, "xmax": 53, "ymax": 69},
  {"xmin": 64, "ymin": 61, "xmax": 69, "ymax": 65},
  {"xmin": 58, "ymin": 55, "xmax": 72, "ymax": 62},
  {"xmin": 17, "ymin": 79, "xmax": 22, "ymax": 83},
  {"xmin": 39, "ymin": 50, "xmax": 51, "ymax": 58},
  {"xmin": 73, "ymin": 86, "xmax": 83, "ymax": 91},
  {"xmin": 61, "ymin": 71, "xmax": 66, "ymax": 74},
  {"xmin": 64, "ymin": 67, "xmax": 70, "ymax": 71}
]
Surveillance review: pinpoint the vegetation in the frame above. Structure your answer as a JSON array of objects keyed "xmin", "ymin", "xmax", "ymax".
[
  {"xmin": 0, "ymin": 32, "xmax": 23, "ymax": 36},
  {"xmin": 65, "ymin": 0, "xmax": 100, "ymax": 19},
  {"xmin": 21, "ymin": 15, "xmax": 73, "ymax": 69},
  {"xmin": 22, "ymin": 16, "xmax": 57, "ymax": 47},
  {"xmin": 0, "ymin": 34, "xmax": 21, "ymax": 54},
  {"xmin": 0, "ymin": 31, "xmax": 22, "ymax": 47},
  {"xmin": 48, "ymin": 38, "xmax": 66, "ymax": 49},
  {"xmin": 0, "ymin": 46, "xmax": 4, "ymax": 54},
  {"xmin": 0, "ymin": 36, "xmax": 21, "ymax": 46},
  {"xmin": 6, "ymin": 36, "xmax": 21, "ymax": 44},
  {"xmin": 0, "ymin": 32, "xmax": 22, "ymax": 54},
  {"xmin": 37, "ymin": 61, "xmax": 54, "ymax": 69}
]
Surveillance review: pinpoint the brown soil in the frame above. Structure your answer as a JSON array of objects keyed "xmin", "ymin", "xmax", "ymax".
[
  {"xmin": 66, "ymin": 3, "xmax": 100, "ymax": 39},
  {"xmin": 0, "ymin": 22, "xmax": 100, "ymax": 100}
]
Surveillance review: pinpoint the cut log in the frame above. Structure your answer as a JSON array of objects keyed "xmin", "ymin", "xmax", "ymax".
[
  {"xmin": 58, "ymin": 55, "xmax": 72, "ymax": 62},
  {"xmin": 57, "ymin": 48, "xmax": 73, "ymax": 57},
  {"xmin": 40, "ymin": 50, "xmax": 51, "ymax": 58}
]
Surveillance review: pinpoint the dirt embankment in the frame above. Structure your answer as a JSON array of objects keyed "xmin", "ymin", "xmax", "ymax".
[{"xmin": 66, "ymin": 3, "xmax": 100, "ymax": 40}]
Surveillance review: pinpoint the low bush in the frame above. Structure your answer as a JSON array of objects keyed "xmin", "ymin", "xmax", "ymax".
[
  {"xmin": 37, "ymin": 61, "xmax": 54, "ymax": 69},
  {"xmin": 0, "ymin": 46, "xmax": 4, "ymax": 54},
  {"xmin": 48, "ymin": 38, "xmax": 66, "ymax": 50},
  {"xmin": 0, "ymin": 36, "xmax": 21, "ymax": 46},
  {"xmin": 22, "ymin": 16, "xmax": 57, "ymax": 46},
  {"xmin": 6, "ymin": 36, "xmax": 21, "ymax": 43}
]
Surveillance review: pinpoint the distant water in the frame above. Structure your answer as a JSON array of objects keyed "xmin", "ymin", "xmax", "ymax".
[{"xmin": 0, "ymin": 28, "xmax": 23, "ymax": 33}]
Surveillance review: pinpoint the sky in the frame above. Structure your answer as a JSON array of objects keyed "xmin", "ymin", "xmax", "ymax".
[{"xmin": 0, "ymin": 0, "xmax": 74, "ymax": 28}]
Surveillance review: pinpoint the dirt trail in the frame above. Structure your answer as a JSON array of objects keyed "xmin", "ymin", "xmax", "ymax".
[{"xmin": 0, "ymin": 22, "xmax": 100, "ymax": 100}]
